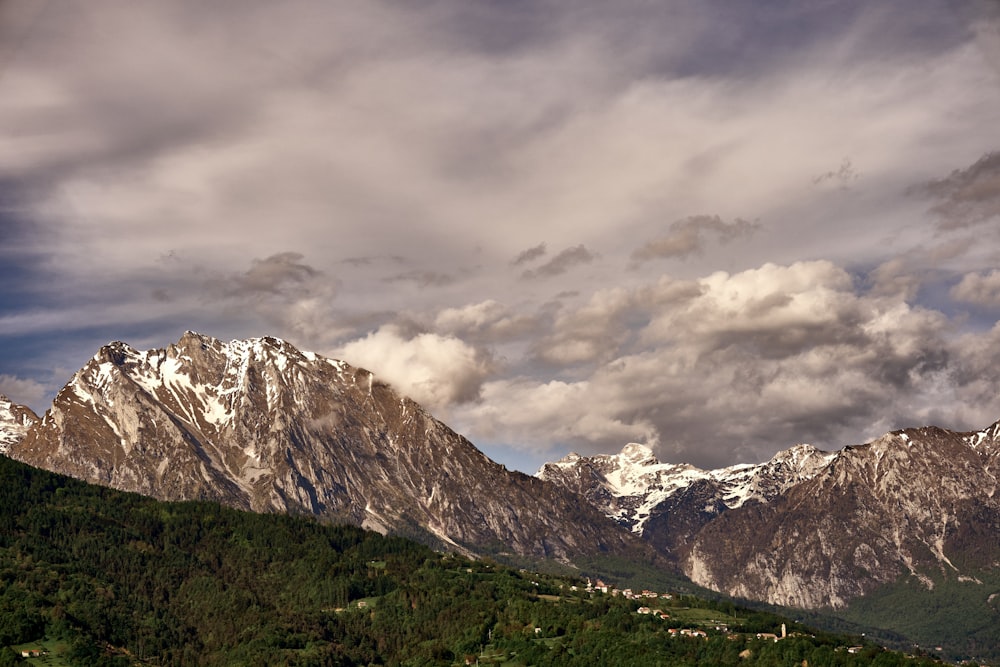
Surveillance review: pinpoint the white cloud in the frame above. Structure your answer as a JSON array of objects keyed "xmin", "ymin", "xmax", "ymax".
[
  {"xmin": 950, "ymin": 269, "xmax": 1000, "ymax": 307},
  {"xmin": 334, "ymin": 325, "xmax": 495, "ymax": 411},
  {"xmin": 457, "ymin": 377, "xmax": 660, "ymax": 458},
  {"xmin": 0, "ymin": 374, "xmax": 48, "ymax": 410},
  {"xmin": 454, "ymin": 261, "xmax": 959, "ymax": 468}
]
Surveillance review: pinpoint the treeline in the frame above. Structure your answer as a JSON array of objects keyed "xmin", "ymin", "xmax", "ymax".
[{"xmin": 0, "ymin": 456, "xmax": 950, "ymax": 666}]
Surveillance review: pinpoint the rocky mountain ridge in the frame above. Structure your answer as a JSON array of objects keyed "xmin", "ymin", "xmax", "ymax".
[
  {"xmin": 537, "ymin": 442, "xmax": 836, "ymax": 534},
  {"xmin": 6, "ymin": 332, "xmax": 645, "ymax": 566}
]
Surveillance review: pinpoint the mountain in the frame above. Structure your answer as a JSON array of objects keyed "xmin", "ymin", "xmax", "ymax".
[
  {"xmin": 538, "ymin": 442, "xmax": 836, "ymax": 555},
  {"xmin": 0, "ymin": 394, "xmax": 38, "ymax": 454},
  {"xmin": 684, "ymin": 425, "xmax": 1000, "ymax": 609},
  {"xmin": 7, "ymin": 332, "xmax": 645, "ymax": 566},
  {"xmin": 540, "ymin": 426, "xmax": 1000, "ymax": 609}
]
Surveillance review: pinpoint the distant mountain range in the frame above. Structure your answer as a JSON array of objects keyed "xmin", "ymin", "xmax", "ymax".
[
  {"xmin": 539, "ymin": 428, "xmax": 1000, "ymax": 609},
  {"xmin": 2, "ymin": 332, "xmax": 999, "ymax": 659}
]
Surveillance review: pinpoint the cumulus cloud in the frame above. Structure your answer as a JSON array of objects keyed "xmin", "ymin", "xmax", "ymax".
[
  {"xmin": 531, "ymin": 278, "xmax": 703, "ymax": 366},
  {"xmin": 867, "ymin": 257, "xmax": 924, "ymax": 301},
  {"xmin": 521, "ymin": 245, "xmax": 595, "ymax": 279},
  {"xmin": 951, "ymin": 269, "xmax": 1000, "ymax": 307},
  {"xmin": 631, "ymin": 215, "xmax": 759, "ymax": 264},
  {"xmin": 433, "ymin": 300, "xmax": 541, "ymax": 343},
  {"xmin": 866, "ymin": 238, "xmax": 975, "ymax": 300},
  {"xmin": 947, "ymin": 321, "xmax": 1000, "ymax": 428},
  {"xmin": 459, "ymin": 377, "xmax": 661, "ymax": 458},
  {"xmin": 0, "ymin": 374, "xmax": 47, "ymax": 409},
  {"xmin": 334, "ymin": 325, "xmax": 495, "ymax": 411},
  {"xmin": 912, "ymin": 151, "xmax": 1000, "ymax": 229},
  {"xmin": 456, "ymin": 261, "xmax": 958, "ymax": 468}
]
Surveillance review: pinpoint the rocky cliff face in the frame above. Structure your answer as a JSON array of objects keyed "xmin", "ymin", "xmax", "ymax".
[
  {"xmin": 540, "ymin": 426, "xmax": 1000, "ymax": 609},
  {"xmin": 9, "ymin": 332, "xmax": 643, "ymax": 564},
  {"xmin": 0, "ymin": 395, "xmax": 38, "ymax": 453},
  {"xmin": 684, "ymin": 425, "xmax": 1000, "ymax": 608}
]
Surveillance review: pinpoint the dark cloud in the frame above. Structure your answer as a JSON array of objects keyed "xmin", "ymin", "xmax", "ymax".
[
  {"xmin": 341, "ymin": 256, "xmax": 406, "ymax": 267},
  {"xmin": 911, "ymin": 151, "xmax": 1000, "ymax": 229},
  {"xmin": 812, "ymin": 158, "xmax": 860, "ymax": 189},
  {"xmin": 510, "ymin": 242, "xmax": 547, "ymax": 266},
  {"xmin": 521, "ymin": 245, "xmax": 595, "ymax": 279},
  {"xmin": 196, "ymin": 253, "xmax": 342, "ymax": 347},
  {"xmin": 224, "ymin": 252, "xmax": 321, "ymax": 298},
  {"xmin": 384, "ymin": 270, "xmax": 458, "ymax": 288},
  {"xmin": 631, "ymin": 215, "xmax": 759, "ymax": 264}
]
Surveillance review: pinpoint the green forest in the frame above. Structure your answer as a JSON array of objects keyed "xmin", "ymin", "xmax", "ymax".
[{"xmin": 0, "ymin": 455, "xmax": 958, "ymax": 666}]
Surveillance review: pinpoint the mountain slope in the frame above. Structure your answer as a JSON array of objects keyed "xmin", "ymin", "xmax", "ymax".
[
  {"xmin": 9, "ymin": 332, "xmax": 644, "ymax": 564},
  {"xmin": 684, "ymin": 425, "xmax": 1000, "ymax": 609}
]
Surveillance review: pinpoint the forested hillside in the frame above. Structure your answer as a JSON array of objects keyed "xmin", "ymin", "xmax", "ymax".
[{"xmin": 0, "ymin": 456, "xmax": 949, "ymax": 666}]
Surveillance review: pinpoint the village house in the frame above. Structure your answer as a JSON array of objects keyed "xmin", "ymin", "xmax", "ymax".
[{"xmin": 681, "ymin": 629, "xmax": 708, "ymax": 639}]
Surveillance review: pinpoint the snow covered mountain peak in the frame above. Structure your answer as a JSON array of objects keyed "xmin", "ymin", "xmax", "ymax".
[
  {"xmin": 0, "ymin": 395, "xmax": 38, "ymax": 454},
  {"xmin": 538, "ymin": 440, "xmax": 838, "ymax": 535},
  {"xmin": 963, "ymin": 420, "xmax": 1000, "ymax": 452}
]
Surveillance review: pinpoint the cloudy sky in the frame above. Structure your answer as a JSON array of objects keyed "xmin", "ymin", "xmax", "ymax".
[{"xmin": 2, "ymin": 0, "xmax": 1000, "ymax": 473}]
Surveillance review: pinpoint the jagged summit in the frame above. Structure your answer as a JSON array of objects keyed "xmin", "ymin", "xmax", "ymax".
[
  {"xmin": 10, "ymin": 332, "xmax": 646, "ymax": 565},
  {"xmin": 538, "ymin": 440, "xmax": 836, "ymax": 536}
]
